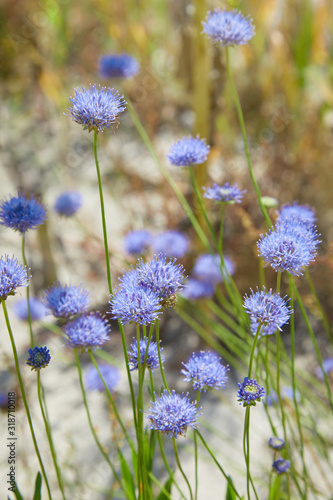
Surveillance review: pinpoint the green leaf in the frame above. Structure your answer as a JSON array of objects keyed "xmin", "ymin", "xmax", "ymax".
[
  {"xmin": 9, "ymin": 482, "xmax": 24, "ymax": 500},
  {"xmin": 225, "ymin": 477, "xmax": 237, "ymax": 500},
  {"xmin": 156, "ymin": 475, "xmax": 173, "ymax": 500},
  {"xmin": 118, "ymin": 448, "xmax": 136, "ymax": 500},
  {"xmin": 33, "ymin": 472, "xmax": 42, "ymax": 500}
]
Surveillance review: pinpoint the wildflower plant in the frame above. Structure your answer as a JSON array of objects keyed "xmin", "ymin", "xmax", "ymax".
[
  {"xmin": 54, "ymin": 191, "xmax": 83, "ymax": 216},
  {"xmin": 202, "ymin": 8, "xmax": 255, "ymax": 47},
  {"xmin": 43, "ymin": 283, "xmax": 90, "ymax": 320},
  {"xmin": 0, "ymin": 194, "xmax": 47, "ymax": 233},
  {"xmin": 167, "ymin": 135, "xmax": 210, "ymax": 166},
  {"xmin": 26, "ymin": 346, "xmax": 51, "ymax": 371},
  {"xmin": 181, "ymin": 351, "xmax": 229, "ymax": 393}
]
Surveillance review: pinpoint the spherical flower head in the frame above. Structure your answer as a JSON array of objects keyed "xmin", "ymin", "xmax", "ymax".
[
  {"xmin": 65, "ymin": 84, "xmax": 126, "ymax": 133},
  {"xmin": 26, "ymin": 346, "xmax": 51, "ymax": 371},
  {"xmin": 13, "ymin": 298, "xmax": 47, "ymax": 321},
  {"xmin": 167, "ymin": 136, "xmax": 210, "ymax": 167},
  {"xmin": 99, "ymin": 53, "xmax": 140, "ymax": 79},
  {"xmin": 243, "ymin": 287, "xmax": 292, "ymax": 335},
  {"xmin": 181, "ymin": 351, "xmax": 229, "ymax": 393},
  {"xmin": 193, "ymin": 254, "xmax": 235, "ymax": 285},
  {"xmin": 257, "ymin": 222, "xmax": 320, "ymax": 276},
  {"xmin": 203, "ymin": 182, "xmax": 246, "ymax": 204},
  {"xmin": 268, "ymin": 437, "xmax": 285, "ymax": 451},
  {"xmin": 110, "ymin": 281, "xmax": 161, "ymax": 325},
  {"xmin": 146, "ymin": 390, "xmax": 200, "ymax": 438},
  {"xmin": 277, "ymin": 202, "xmax": 316, "ymax": 226},
  {"xmin": 181, "ymin": 278, "xmax": 215, "ymax": 301},
  {"xmin": 0, "ymin": 194, "xmax": 47, "ymax": 234},
  {"xmin": 85, "ymin": 364, "xmax": 120, "ymax": 392},
  {"xmin": 272, "ymin": 459, "xmax": 291, "ymax": 475},
  {"xmin": 43, "ymin": 283, "xmax": 90, "ymax": 320},
  {"xmin": 152, "ymin": 231, "xmax": 189, "ymax": 258},
  {"xmin": 202, "ymin": 8, "xmax": 255, "ymax": 47},
  {"xmin": 54, "ymin": 191, "xmax": 83, "ymax": 217},
  {"xmin": 64, "ymin": 312, "xmax": 110, "ymax": 350},
  {"xmin": 124, "ymin": 230, "xmax": 152, "ymax": 255},
  {"xmin": 237, "ymin": 377, "xmax": 265, "ymax": 407},
  {"xmin": 0, "ymin": 255, "xmax": 30, "ymax": 302},
  {"xmin": 136, "ymin": 254, "xmax": 186, "ymax": 303},
  {"xmin": 128, "ymin": 337, "xmax": 164, "ymax": 372}
]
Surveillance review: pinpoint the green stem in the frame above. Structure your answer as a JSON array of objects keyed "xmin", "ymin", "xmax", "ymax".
[
  {"xmin": 157, "ymin": 434, "xmax": 186, "ymax": 500},
  {"xmin": 37, "ymin": 372, "xmax": 66, "ymax": 500},
  {"xmin": 275, "ymin": 330, "xmax": 287, "ymax": 444},
  {"xmin": 248, "ymin": 323, "xmax": 262, "ymax": 378},
  {"xmin": 21, "ymin": 235, "xmax": 34, "ymax": 348},
  {"xmin": 118, "ymin": 320, "xmax": 138, "ymax": 429},
  {"xmin": 194, "ymin": 392, "xmax": 201, "ymax": 500},
  {"xmin": 2, "ymin": 301, "xmax": 52, "ymax": 500},
  {"xmin": 244, "ymin": 407, "xmax": 251, "ymax": 500},
  {"xmin": 136, "ymin": 325, "xmax": 147, "ymax": 500},
  {"xmin": 225, "ymin": 47, "xmax": 272, "ymax": 228},
  {"xmin": 93, "ymin": 130, "xmax": 112, "ymax": 295},
  {"xmin": 172, "ymin": 436, "xmax": 193, "ymax": 500},
  {"xmin": 156, "ymin": 319, "xmax": 169, "ymax": 390}
]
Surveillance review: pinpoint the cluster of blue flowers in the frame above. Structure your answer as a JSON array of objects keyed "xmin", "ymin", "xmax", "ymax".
[
  {"xmin": 203, "ymin": 182, "xmax": 246, "ymax": 204},
  {"xmin": 167, "ymin": 136, "xmax": 210, "ymax": 167},
  {"xmin": 0, "ymin": 255, "xmax": 30, "ymax": 302},
  {"xmin": 54, "ymin": 191, "xmax": 83, "ymax": 217},
  {"xmin": 181, "ymin": 351, "xmax": 229, "ymax": 393},
  {"xmin": 202, "ymin": 8, "xmax": 255, "ymax": 47},
  {"xmin": 128, "ymin": 338, "xmax": 164, "ymax": 372},
  {"xmin": 85, "ymin": 364, "xmax": 120, "ymax": 392},
  {"xmin": 124, "ymin": 229, "xmax": 189, "ymax": 258},
  {"xmin": 99, "ymin": 54, "xmax": 140, "ymax": 79},
  {"xmin": 0, "ymin": 194, "xmax": 47, "ymax": 234}
]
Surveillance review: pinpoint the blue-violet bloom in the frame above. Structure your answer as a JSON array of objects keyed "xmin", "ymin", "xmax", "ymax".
[
  {"xmin": 85, "ymin": 364, "xmax": 120, "ymax": 392},
  {"xmin": 64, "ymin": 312, "xmax": 110, "ymax": 350},
  {"xmin": 203, "ymin": 182, "xmax": 246, "ymax": 204},
  {"xmin": 43, "ymin": 283, "xmax": 90, "ymax": 320},
  {"xmin": 0, "ymin": 194, "xmax": 47, "ymax": 233},
  {"xmin": 152, "ymin": 230, "xmax": 189, "ymax": 258},
  {"xmin": 128, "ymin": 337, "xmax": 164, "ymax": 372},
  {"xmin": 276, "ymin": 201, "xmax": 316, "ymax": 226},
  {"xmin": 26, "ymin": 346, "xmax": 51, "ymax": 371},
  {"xmin": 54, "ymin": 191, "xmax": 83, "ymax": 217},
  {"xmin": 99, "ymin": 53, "xmax": 139, "ymax": 79},
  {"xmin": 237, "ymin": 377, "xmax": 265, "ymax": 407},
  {"xmin": 272, "ymin": 459, "xmax": 291, "ymax": 474},
  {"xmin": 181, "ymin": 351, "xmax": 229, "ymax": 393},
  {"xmin": 124, "ymin": 230, "xmax": 152, "ymax": 255},
  {"xmin": 202, "ymin": 8, "xmax": 255, "ymax": 46},
  {"xmin": 146, "ymin": 390, "xmax": 200, "ymax": 438},
  {"xmin": 13, "ymin": 298, "xmax": 47, "ymax": 321},
  {"xmin": 0, "ymin": 255, "xmax": 30, "ymax": 302},
  {"xmin": 167, "ymin": 136, "xmax": 210, "ymax": 167},
  {"xmin": 181, "ymin": 278, "xmax": 215, "ymax": 301},
  {"xmin": 66, "ymin": 84, "xmax": 126, "ymax": 133},
  {"xmin": 268, "ymin": 437, "xmax": 285, "ymax": 451},
  {"xmin": 193, "ymin": 254, "xmax": 235, "ymax": 285},
  {"xmin": 317, "ymin": 358, "xmax": 333, "ymax": 380},
  {"xmin": 110, "ymin": 281, "xmax": 161, "ymax": 325}
]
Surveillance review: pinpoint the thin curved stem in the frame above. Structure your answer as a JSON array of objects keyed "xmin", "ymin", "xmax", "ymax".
[
  {"xmin": 172, "ymin": 436, "xmax": 193, "ymax": 500},
  {"xmin": 157, "ymin": 434, "xmax": 186, "ymax": 500},
  {"xmin": 156, "ymin": 319, "xmax": 169, "ymax": 390},
  {"xmin": 248, "ymin": 323, "xmax": 262, "ymax": 378},
  {"xmin": 21, "ymin": 235, "xmax": 34, "ymax": 348}
]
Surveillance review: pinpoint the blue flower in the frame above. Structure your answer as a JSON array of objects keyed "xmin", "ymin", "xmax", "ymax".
[
  {"xmin": 243, "ymin": 287, "xmax": 292, "ymax": 335},
  {"xmin": 146, "ymin": 390, "xmax": 200, "ymax": 438},
  {"xmin": 26, "ymin": 346, "xmax": 51, "ymax": 371},
  {"xmin": 66, "ymin": 84, "xmax": 126, "ymax": 133},
  {"xmin": 202, "ymin": 8, "xmax": 255, "ymax": 47},
  {"xmin": 110, "ymin": 279, "xmax": 162, "ymax": 325},
  {"xmin": 0, "ymin": 255, "xmax": 30, "ymax": 302},
  {"xmin": 272, "ymin": 459, "xmax": 291, "ymax": 474},
  {"xmin": 257, "ymin": 221, "xmax": 320, "ymax": 276},
  {"xmin": 43, "ymin": 283, "xmax": 90, "ymax": 320},
  {"xmin": 317, "ymin": 358, "xmax": 333, "ymax": 380},
  {"xmin": 237, "ymin": 377, "xmax": 265, "ymax": 407},
  {"xmin": 167, "ymin": 136, "xmax": 210, "ymax": 166},
  {"xmin": 13, "ymin": 298, "xmax": 47, "ymax": 321},
  {"xmin": 268, "ymin": 437, "xmax": 285, "ymax": 451},
  {"xmin": 54, "ymin": 191, "xmax": 83, "ymax": 217},
  {"xmin": 203, "ymin": 182, "xmax": 246, "ymax": 204},
  {"xmin": 152, "ymin": 231, "xmax": 189, "ymax": 258},
  {"xmin": 124, "ymin": 230, "xmax": 152, "ymax": 255},
  {"xmin": 136, "ymin": 254, "xmax": 186, "ymax": 303},
  {"xmin": 193, "ymin": 254, "xmax": 235, "ymax": 285},
  {"xmin": 0, "ymin": 194, "xmax": 47, "ymax": 234},
  {"xmin": 181, "ymin": 278, "xmax": 215, "ymax": 301},
  {"xmin": 181, "ymin": 351, "xmax": 229, "ymax": 393},
  {"xmin": 85, "ymin": 364, "xmax": 120, "ymax": 392},
  {"xmin": 277, "ymin": 202, "xmax": 316, "ymax": 226},
  {"xmin": 128, "ymin": 337, "xmax": 164, "ymax": 372},
  {"xmin": 99, "ymin": 53, "xmax": 139, "ymax": 79},
  {"xmin": 64, "ymin": 313, "xmax": 110, "ymax": 350}
]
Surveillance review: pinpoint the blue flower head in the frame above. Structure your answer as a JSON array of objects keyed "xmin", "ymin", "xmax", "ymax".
[
  {"xmin": 193, "ymin": 254, "xmax": 235, "ymax": 285},
  {"xmin": 124, "ymin": 230, "xmax": 152, "ymax": 255},
  {"xmin": 181, "ymin": 278, "xmax": 215, "ymax": 301},
  {"xmin": 99, "ymin": 53, "xmax": 140, "ymax": 79},
  {"xmin": 317, "ymin": 358, "xmax": 333, "ymax": 380},
  {"xmin": 243, "ymin": 287, "xmax": 292, "ymax": 336},
  {"xmin": 0, "ymin": 194, "xmax": 47, "ymax": 234},
  {"xmin": 277, "ymin": 202, "xmax": 316, "ymax": 226},
  {"xmin": 181, "ymin": 351, "xmax": 229, "ymax": 393},
  {"xmin": 64, "ymin": 312, "xmax": 110, "ymax": 350},
  {"xmin": 152, "ymin": 231, "xmax": 189, "ymax": 258},
  {"xmin": 54, "ymin": 191, "xmax": 83, "ymax": 217},
  {"xmin": 0, "ymin": 255, "xmax": 30, "ymax": 302},
  {"xmin": 146, "ymin": 390, "xmax": 200, "ymax": 438},
  {"xmin": 237, "ymin": 377, "xmax": 265, "ymax": 407},
  {"xmin": 137, "ymin": 254, "xmax": 186, "ymax": 306},
  {"xmin": 128, "ymin": 337, "xmax": 164, "ymax": 372},
  {"xmin": 66, "ymin": 84, "xmax": 126, "ymax": 133},
  {"xmin": 203, "ymin": 182, "xmax": 246, "ymax": 204},
  {"xmin": 26, "ymin": 346, "xmax": 51, "ymax": 371},
  {"xmin": 257, "ymin": 221, "xmax": 320, "ymax": 276},
  {"xmin": 13, "ymin": 298, "xmax": 47, "ymax": 321},
  {"xmin": 202, "ymin": 8, "xmax": 255, "ymax": 47},
  {"xmin": 272, "ymin": 459, "xmax": 291, "ymax": 474},
  {"xmin": 167, "ymin": 136, "xmax": 210, "ymax": 167},
  {"xmin": 43, "ymin": 283, "xmax": 90, "ymax": 320},
  {"xmin": 85, "ymin": 364, "xmax": 120, "ymax": 392},
  {"xmin": 268, "ymin": 437, "xmax": 285, "ymax": 451}
]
